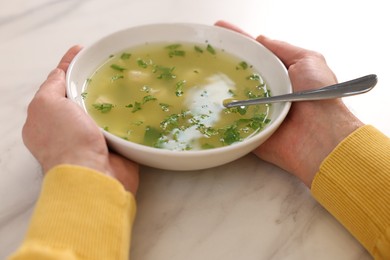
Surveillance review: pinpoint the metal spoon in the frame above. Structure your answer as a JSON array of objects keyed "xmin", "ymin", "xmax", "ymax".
[{"xmin": 223, "ymin": 74, "xmax": 378, "ymax": 108}]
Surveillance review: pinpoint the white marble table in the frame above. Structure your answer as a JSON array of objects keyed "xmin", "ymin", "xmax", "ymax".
[{"xmin": 1, "ymin": 0, "xmax": 389, "ymax": 259}]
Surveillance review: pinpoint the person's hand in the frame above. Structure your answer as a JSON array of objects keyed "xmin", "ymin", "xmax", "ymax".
[
  {"xmin": 216, "ymin": 21, "xmax": 363, "ymax": 187},
  {"xmin": 22, "ymin": 46, "xmax": 139, "ymax": 194}
]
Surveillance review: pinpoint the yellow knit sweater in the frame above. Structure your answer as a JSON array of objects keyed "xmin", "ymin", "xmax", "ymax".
[
  {"xmin": 9, "ymin": 125, "xmax": 390, "ymax": 259},
  {"xmin": 9, "ymin": 165, "xmax": 136, "ymax": 260},
  {"xmin": 312, "ymin": 125, "xmax": 390, "ymax": 260}
]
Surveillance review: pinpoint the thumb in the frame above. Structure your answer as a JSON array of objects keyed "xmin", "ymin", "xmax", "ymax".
[
  {"xmin": 36, "ymin": 45, "xmax": 83, "ymax": 97},
  {"xmin": 37, "ymin": 68, "xmax": 67, "ymax": 97}
]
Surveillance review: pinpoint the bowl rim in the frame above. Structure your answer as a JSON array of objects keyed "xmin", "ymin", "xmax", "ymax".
[{"xmin": 66, "ymin": 22, "xmax": 292, "ymax": 156}]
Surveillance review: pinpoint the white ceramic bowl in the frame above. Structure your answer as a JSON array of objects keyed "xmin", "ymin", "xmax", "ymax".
[{"xmin": 66, "ymin": 23, "xmax": 292, "ymax": 171}]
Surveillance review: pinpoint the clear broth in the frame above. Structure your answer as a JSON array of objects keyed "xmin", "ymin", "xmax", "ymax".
[{"xmin": 83, "ymin": 42, "xmax": 271, "ymax": 151}]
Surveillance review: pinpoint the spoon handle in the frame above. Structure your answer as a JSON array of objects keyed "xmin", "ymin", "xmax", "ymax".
[{"xmin": 224, "ymin": 74, "xmax": 378, "ymax": 108}]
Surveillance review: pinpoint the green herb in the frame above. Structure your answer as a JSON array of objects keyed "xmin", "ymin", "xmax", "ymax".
[
  {"xmin": 248, "ymin": 116, "xmax": 270, "ymax": 130},
  {"xmin": 160, "ymin": 113, "xmax": 180, "ymax": 130},
  {"xmin": 237, "ymin": 106, "xmax": 248, "ymax": 115},
  {"xmin": 154, "ymin": 66, "xmax": 176, "ymax": 80},
  {"xmin": 111, "ymin": 74, "xmax": 124, "ymax": 81},
  {"xmin": 238, "ymin": 61, "xmax": 248, "ymax": 70},
  {"xmin": 144, "ymin": 126, "xmax": 162, "ymax": 147},
  {"xmin": 175, "ymin": 80, "xmax": 186, "ymax": 96},
  {"xmin": 125, "ymin": 95, "xmax": 156, "ymax": 113},
  {"xmin": 120, "ymin": 52, "xmax": 131, "ymax": 60},
  {"xmin": 93, "ymin": 103, "xmax": 114, "ymax": 113},
  {"xmin": 170, "ymin": 50, "xmax": 185, "ymax": 57},
  {"xmin": 81, "ymin": 92, "xmax": 88, "ymax": 99},
  {"xmin": 142, "ymin": 95, "xmax": 157, "ymax": 104},
  {"xmin": 226, "ymin": 104, "xmax": 249, "ymax": 115},
  {"xmin": 206, "ymin": 44, "xmax": 216, "ymax": 55},
  {"xmin": 132, "ymin": 102, "xmax": 142, "ymax": 112},
  {"xmin": 222, "ymin": 125, "xmax": 241, "ymax": 145},
  {"xmin": 247, "ymin": 73, "xmax": 261, "ymax": 81},
  {"xmin": 110, "ymin": 64, "xmax": 126, "ymax": 72},
  {"xmin": 197, "ymin": 125, "xmax": 218, "ymax": 137},
  {"xmin": 137, "ymin": 59, "xmax": 148, "ymax": 68},
  {"xmin": 236, "ymin": 114, "xmax": 271, "ymax": 130},
  {"xmin": 126, "ymin": 102, "xmax": 142, "ymax": 113},
  {"xmin": 165, "ymin": 44, "xmax": 186, "ymax": 57},
  {"xmin": 194, "ymin": 46, "xmax": 204, "ymax": 53},
  {"xmin": 103, "ymin": 126, "xmax": 109, "ymax": 131},
  {"xmin": 159, "ymin": 103, "xmax": 170, "ymax": 112}
]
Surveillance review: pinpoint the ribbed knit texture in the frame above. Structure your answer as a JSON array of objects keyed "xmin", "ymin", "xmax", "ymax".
[
  {"xmin": 9, "ymin": 165, "xmax": 136, "ymax": 260},
  {"xmin": 312, "ymin": 125, "xmax": 390, "ymax": 260}
]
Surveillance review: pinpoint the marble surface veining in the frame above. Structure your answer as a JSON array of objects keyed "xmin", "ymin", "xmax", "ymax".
[{"xmin": 1, "ymin": 0, "xmax": 389, "ymax": 259}]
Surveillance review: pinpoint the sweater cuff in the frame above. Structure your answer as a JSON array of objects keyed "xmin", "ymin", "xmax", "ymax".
[
  {"xmin": 311, "ymin": 125, "xmax": 390, "ymax": 256},
  {"xmin": 14, "ymin": 164, "xmax": 136, "ymax": 260}
]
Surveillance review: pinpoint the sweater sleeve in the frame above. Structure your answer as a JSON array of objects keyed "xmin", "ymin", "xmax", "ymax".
[
  {"xmin": 311, "ymin": 125, "xmax": 390, "ymax": 260},
  {"xmin": 8, "ymin": 164, "xmax": 136, "ymax": 260}
]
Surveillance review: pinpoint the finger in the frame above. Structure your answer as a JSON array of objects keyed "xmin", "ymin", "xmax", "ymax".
[
  {"xmin": 214, "ymin": 20, "xmax": 254, "ymax": 38},
  {"xmin": 36, "ymin": 45, "xmax": 83, "ymax": 97},
  {"xmin": 57, "ymin": 45, "xmax": 83, "ymax": 72},
  {"xmin": 37, "ymin": 67, "xmax": 67, "ymax": 97},
  {"xmin": 256, "ymin": 35, "xmax": 307, "ymax": 68}
]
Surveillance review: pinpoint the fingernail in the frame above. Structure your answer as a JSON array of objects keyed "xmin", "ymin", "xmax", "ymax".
[{"xmin": 257, "ymin": 35, "xmax": 268, "ymax": 40}]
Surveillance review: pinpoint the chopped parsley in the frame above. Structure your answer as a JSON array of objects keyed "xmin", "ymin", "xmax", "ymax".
[
  {"xmin": 170, "ymin": 50, "xmax": 185, "ymax": 57},
  {"xmin": 206, "ymin": 44, "xmax": 216, "ymax": 55},
  {"xmin": 110, "ymin": 64, "xmax": 126, "ymax": 72},
  {"xmin": 125, "ymin": 102, "xmax": 142, "ymax": 113},
  {"xmin": 194, "ymin": 46, "xmax": 204, "ymax": 53},
  {"xmin": 165, "ymin": 44, "xmax": 186, "ymax": 57},
  {"xmin": 222, "ymin": 125, "xmax": 241, "ymax": 145},
  {"xmin": 93, "ymin": 103, "xmax": 114, "ymax": 113},
  {"xmin": 137, "ymin": 59, "xmax": 148, "ymax": 68},
  {"xmin": 159, "ymin": 103, "xmax": 170, "ymax": 112},
  {"xmin": 160, "ymin": 113, "xmax": 180, "ymax": 130},
  {"xmin": 144, "ymin": 126, "xmax": 162, "ymax": 147},
  {"xmin": 237, "ymin": 61, "xmax": 248, "ymax": 70},
  {"xmin": 175, "ymin": 80, "xmax": 186, "ymax": 96},
  {"xmin": 120, "ymin": 52, "xmax": 131, "ymax": 60},
  {"xmin": 153, "ymin": 65, "xmax": 176, "ymax": 80},
  {"xmin": 142, "ymin": 95, "xmax": 157, "ymax": 104},
  {"xmin": 247, "ymin": 73, "xmax": 261, "ymax": 81},
  {"xmin": 81, "ymin": 92, "xmax": 88, "ymax": 99},
  {"xmin": 111, "ymin": 74, "xmax": 124, "ymax": 81}
]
